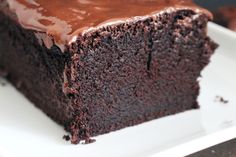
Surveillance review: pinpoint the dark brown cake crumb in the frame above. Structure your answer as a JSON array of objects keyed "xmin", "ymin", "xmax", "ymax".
[
  {"xmin": 0, "ymin": 69, "xmax": 7, "ymax": 86},
  {"xmin": 0, "ymin": 68, "xmax": 7, "ymax": 77},
  {"xmin": 16, "ymin": 80, "xmax": 23, "ymax": 88},
  {"xmin": 63, "ymin": 135, "xmax": 70, "ymax": 141},
  {"xmin": 215, "ymin": 96, "xmax": 229, "ymax": 104},
  {"xmin": 83, "ymin": 138, "xmax": 96, "ymax": 144}
]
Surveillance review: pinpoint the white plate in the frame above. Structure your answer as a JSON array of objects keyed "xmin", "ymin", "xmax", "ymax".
[{"xmin": 0, "ymin": 22, "xmax": 236, "ymax": 157}]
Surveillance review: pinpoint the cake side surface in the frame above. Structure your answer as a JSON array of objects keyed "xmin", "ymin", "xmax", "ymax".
[
  {"xmin": 0, "ymin": 11, "xmax": 74, "ymax": 124},
  {"xmin": 64, "ymin": 10, "xmax": 217, "ymax": 143},
  {"xmin": 0, "ymin": 0, "xmax": 217, "ymax": 144}
]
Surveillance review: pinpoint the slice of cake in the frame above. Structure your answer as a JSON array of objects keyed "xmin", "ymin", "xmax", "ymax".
[{"xmin": 0, "ymin": 0, "xmax": 217, "ymax": 144}]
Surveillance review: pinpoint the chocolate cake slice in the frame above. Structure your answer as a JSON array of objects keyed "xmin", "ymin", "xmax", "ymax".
[{"xmin": 0, "ymin": 0, "xmax": 217, "ymax": 144}]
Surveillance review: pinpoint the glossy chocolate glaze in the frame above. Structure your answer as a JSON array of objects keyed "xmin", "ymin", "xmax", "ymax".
[{"xmin": 1, "ymin": 0, "xmax": 211, "ymax": 50}]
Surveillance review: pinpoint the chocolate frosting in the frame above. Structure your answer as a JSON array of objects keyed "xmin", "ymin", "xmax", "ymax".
[{"xmin": 1, "ymin": 0, "xmax": 212, "ymax": 50}]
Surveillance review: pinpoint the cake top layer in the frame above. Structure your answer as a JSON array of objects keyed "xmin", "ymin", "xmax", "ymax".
[{"xmin": 2, "ymin": 0, "xmax": 211, "ymax": 49}]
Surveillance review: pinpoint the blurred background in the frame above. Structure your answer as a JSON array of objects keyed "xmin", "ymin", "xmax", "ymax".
[
  {"xmin": 194, "ymin": 0, "xmax": 236, "ymax": 31},
  {"xmin": 195, "ymin": 0, "xmax": 236, "ymax": 10}
]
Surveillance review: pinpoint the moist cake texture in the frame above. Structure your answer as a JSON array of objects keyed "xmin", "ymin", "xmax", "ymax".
[{"xmin": 0, "ymin": 0, "xmax": 217, "ymax": 144}]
